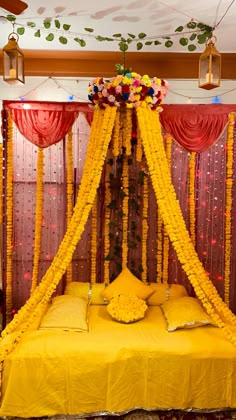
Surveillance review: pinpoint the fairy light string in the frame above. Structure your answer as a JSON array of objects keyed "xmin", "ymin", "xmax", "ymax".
[
  {"xmin": 224, "ymin": 112, "xmax": 234, "ymax": 306},
  {"xmin": 66, "ymin": 127, "xmax": 74, "ymax": 284},
  {"xmin": 5, "ymin": 113, "xmax": 14, "ymax": 324}
]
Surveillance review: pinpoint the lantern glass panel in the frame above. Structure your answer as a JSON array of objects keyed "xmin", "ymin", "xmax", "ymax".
[
  {"xmin": 211, "ymin": 55, "xmax": 221, "ymax": 84},
  {"xmin": 199, "ymin": 57, "xmax": 210, "ymax": 85}
]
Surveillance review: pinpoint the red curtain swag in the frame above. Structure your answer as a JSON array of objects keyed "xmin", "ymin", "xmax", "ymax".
[
  {"xmin": 3, "ymin": 101, "xmax": 93, "ymax": 148},
  {"xmin": 3, "ymin": 101, "xmax": 236, "ymax": 151},
  {"xmin": 160, "ymin": 104, "xmax": 236, "ymax": 152}
]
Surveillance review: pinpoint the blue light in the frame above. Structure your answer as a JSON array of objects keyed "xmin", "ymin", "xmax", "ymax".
[
  {"xmin": 212, "ymin": 96, "xmax": 221, "ymax": 104},
  {"xmin": 68, "ymin": 95, "xmax": 75, "ymax": 101}
]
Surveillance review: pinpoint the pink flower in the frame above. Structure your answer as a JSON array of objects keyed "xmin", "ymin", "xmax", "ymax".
[
  {"xmin": 115, "ymin": 85, "xmax": 122, "ymax": 94},
  {"xmin": 102, "ymin": 89, "xmax": 108, "ymax": 97},
  {"xmin": 108, "ymin": 95, "xmax": 115, "ymax": 103},
  {"xmin": 133, "ymin": 80, "xmax": 140, "ymax": 87}
]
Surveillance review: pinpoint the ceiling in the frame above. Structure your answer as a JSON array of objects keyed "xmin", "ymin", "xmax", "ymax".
[{"xmin": 0, "ymin": 0, "xmax": 236, "ymax": 104}]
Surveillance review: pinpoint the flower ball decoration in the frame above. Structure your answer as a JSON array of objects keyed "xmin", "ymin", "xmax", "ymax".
[
  {"xmin": 88, "ymin": 72, "xmax": 169, "ymax": 109},
  {"xmin": 107, "ymin": 294, "xmax": 148, "ymax": 323}
]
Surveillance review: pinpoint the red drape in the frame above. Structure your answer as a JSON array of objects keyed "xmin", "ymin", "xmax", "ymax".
[
  {"xmin": 4, "ymin": 101, "xmax": 236, "ymax": 152},
  {"xmin": 3, "ymin": 101, "xmax": 93, "ymax": 148},
  {"xmin": 160, "ymin": 104, "xmax": 236, "ymax": 152}
]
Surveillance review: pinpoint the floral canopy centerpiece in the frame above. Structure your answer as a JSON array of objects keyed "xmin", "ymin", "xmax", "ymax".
[{"xmin": 88, "ymin": 71, "xmax": 169, "ymax": 109}]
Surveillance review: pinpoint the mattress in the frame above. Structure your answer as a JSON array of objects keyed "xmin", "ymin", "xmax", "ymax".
[{"xmin": 0, "ymin": 305, "xmax": 236, "ymax": 418}]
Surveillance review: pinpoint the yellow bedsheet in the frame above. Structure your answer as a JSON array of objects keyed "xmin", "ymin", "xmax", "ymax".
[{"xmin": 1, "ymin": 305, "xmax": 236, "ymax": 418}]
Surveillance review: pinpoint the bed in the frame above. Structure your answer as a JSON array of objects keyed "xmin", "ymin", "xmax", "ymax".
[{"xmin": 1, "ymin": 279, "xmax": 236, "ymax": 419}]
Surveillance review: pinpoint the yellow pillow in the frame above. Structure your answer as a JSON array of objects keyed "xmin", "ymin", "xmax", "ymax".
[
  {"xmin": 147, "ymin": 283, "xmax": 188, "ymax": 306},
  {"xmin": 39, "ymin": 295, "xmax": 88, "ymax": 332},
  {"xmin": 107, "ymin": 294, "xmax": 148, "ymax": 324},
  {"xmin": 161, "ymin": 296, "xmax": 216, "ymax": 332},
  {"xmin": 101, "ymin": 266, "xmax": 154, "ymax": 301},
  {"xmin": 65, "ymin": 281, "xmax": 107, "ymax": 304}
]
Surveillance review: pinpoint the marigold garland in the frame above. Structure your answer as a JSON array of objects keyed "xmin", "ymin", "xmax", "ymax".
[
  {"xmin": 224, "ymin": 113, "xmax": 234, "ymax": 306},
  {"xmin": 66, "ymin": 127, "xmax": 74, "ymax": 284},
  {"xmin": 90, "ymin": 197, "xmax": 98, "ymax": 284},
  {"xmin": 30, "ymin": 147, "xmax": 44, "ymax": 294},
  {"xmin": 124, "ymin": 108, "xmax": 132, "ymax": 155},
  {"xmin": 0, "ymin": 143, "xmax": 3, "ymax": 225},
  {"xmin": 162, "ymin": 134, "xmax": 172, "ymax": 283},
  {"xmin": 136, "ymin": 125, "xmax": 143, "ymax": 162},
  {"xmin": 5, "ymin": 114, "xmax": 14, "ymax": 324},
  {"xmin": 122, "ymin": 155, "xmax": 129, "ymax": 268},
  {"xmin": 136, "ymin": 106, "xmax": 236, "ymax": 345},
  {"xmin": 104, "ymin": 163, "xmax": 111, "ymax": 284},
  {"xmin": 141, "ymin": 174, "xmax": 148, "ymax": 282},
  {"xmin": 112, "ymin": 111, "xmax": 121, "ymax": 157},
  {"xmin": 156, "ymin": 208, "xmax": 163, "ymax": 282},
  {"xmin": 188, "ymin": 151, "xmax": 196, "ymax": 247}
]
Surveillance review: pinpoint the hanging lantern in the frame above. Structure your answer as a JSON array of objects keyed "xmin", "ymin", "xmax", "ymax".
[
  {"xmin": 199, "ymin": 37, "xmax": 221, "ymax": 90},
  {"xmin": 2, "ymin": 32, "xmax": 25, "ymax": 85}
]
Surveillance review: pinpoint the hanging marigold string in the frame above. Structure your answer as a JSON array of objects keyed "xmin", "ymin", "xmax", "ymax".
[
  {"xmin": 104, "ymin": 163, "xmax": 111, "ymax": 285},
  {"xmin": 66, "ymin": 127, "xmax": 74, "ymax": 283},
  {"xmin": 0, "ymin": 143, "xmax": 3, "ymax": 224},
  {"xmin": 124, "ymin": 108, "xmax": 132, "ymax": 156},
  {"xmin": 1, "ymin": 106, "xmax": 117, "ymax": 355},
  {"xmin": 224, "ymin": 112, "xmax": 234, "ymax": 306},
  {"xmin": 137, "ymin": 106, "xmax": 236, "ymax": 346},
  {"xmin": 162, "ymin": 134, "xmax": 172, "ymax": 283},
  {"xmin": 5, "ymin": 113, "xmax": 14, "ymax": 324},
  {"xmin": 141, "ymin": 173, "xmax": 148, "ymax": 282},
  {"xmin": 90, "ymin": 197, "xmax": 98, "ymax": 284},
  {"xmin": 122, "ymin": 154, "xmax": 129, "ymax": 268},
  {"xmin": 156, "ymin": 208, "xmax": 163, "ymax": 283},
  {"xmin": 30, "ymin": 147, "xmax": 44, "ymax": 294},
  {"xmin": 188, "ymin": 151, "xmax": 196, "ymax": 247},
  {"xmin": 112, "ymin": 111, "xmax": 121, "ymax": 157},
  {"xmin": 136, "ymin": 125, "xmax": 143, "ymax": 162}
]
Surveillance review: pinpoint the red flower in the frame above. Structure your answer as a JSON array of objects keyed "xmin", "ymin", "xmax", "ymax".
[
  {"xmin": 122, "ymin": 84, "xmax": 130, "ymax": 94},
  {"xmin": 108, "ymin": 86, "xmax": 116, "ymax": 95},
  {"xmin": 141, "ymin": 86, "xmax": 149, "ymax": 94}
]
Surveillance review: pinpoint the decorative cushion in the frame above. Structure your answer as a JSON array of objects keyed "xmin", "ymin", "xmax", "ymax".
[
  {"xmin": 100, "ymin": 266, "xmax": 154, "ymax": 301},
  {"xmin": 161, "ymin": 296, "xmax": 216, "ymax": 332},
  {"xmin": 39, "ymin": 295, "xmax": 89, "ymax": 332},
  {"xmin": 147, "ymin": 283, "xmax": 188, "ymax": 306},
  {"xmin": 64, "ymin": 281, "xmax": 107, "ymax": 304},
  {"xmin": 107, "ymin": 294, "xmax": 148, "ymax": 324}
]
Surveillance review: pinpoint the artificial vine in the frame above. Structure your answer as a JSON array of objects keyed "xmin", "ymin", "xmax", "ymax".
[{"xmin": 6, "ymin": 14, "xmax": 213, "ymax": 52}]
